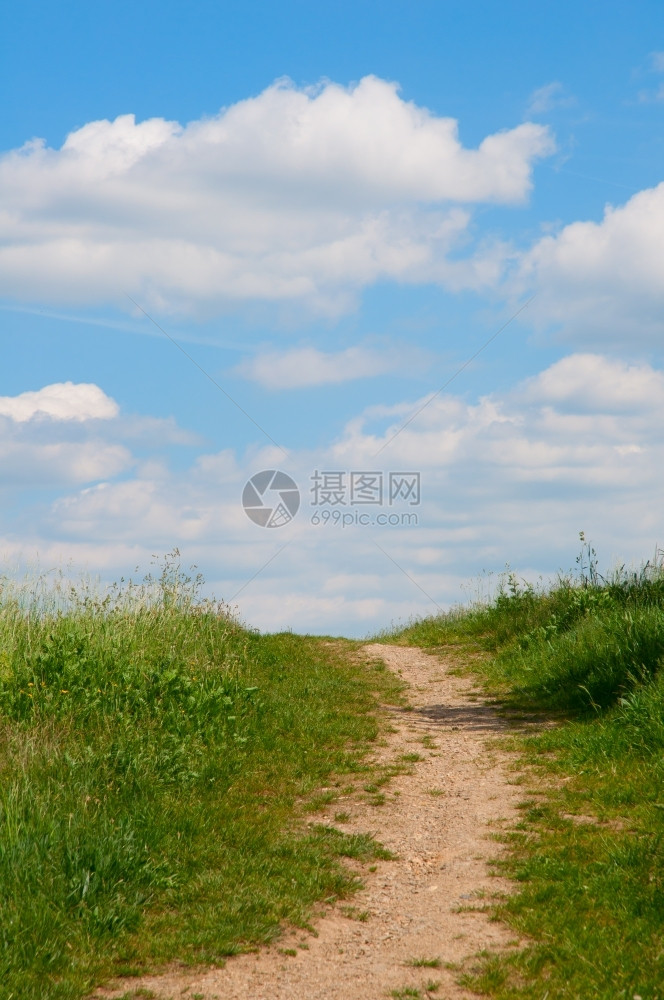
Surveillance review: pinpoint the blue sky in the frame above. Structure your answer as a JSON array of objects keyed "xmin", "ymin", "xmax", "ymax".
[{"xmin": 1, "ymin": 1, "xmax": 664, "ymax": 633}]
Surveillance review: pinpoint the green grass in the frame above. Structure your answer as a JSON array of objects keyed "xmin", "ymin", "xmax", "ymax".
[
  {"xmin": 387, "ymin": 553, "xmax": 664, "ymax": 999},
  {"xmin": 0, "ymin": 558, "xmax": 403, "ymax": 999}
]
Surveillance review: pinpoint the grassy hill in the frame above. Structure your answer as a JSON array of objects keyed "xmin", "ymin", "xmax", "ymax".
[
  {"xmin": 3, "ymin": 546, "xmax": 664, "ymax": 999},
  {"xmin": 388, "ymin": 548, "xmax": 664, "ymax": 998},
  {"xmin": 0, "ymin": 558, "xmax": 399, "ymax": 1000}
]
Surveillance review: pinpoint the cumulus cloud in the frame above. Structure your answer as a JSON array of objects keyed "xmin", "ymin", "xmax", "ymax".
[
  {"xmin": 0, "ymin": 382, "xmax": 128, "ymax": 485},
  {"xmin": 0, "ymin": 440, "xmax": 132, "ymax": 487},
  {"xmin": 513, "ymin": 181, "xmax": 664, "ymax": 345},
  {"xmin": 331, "ymin": 353, "xmax": 664, "ymax": 495},
  {"xmin": 4, "ymin": 355, "xmax": 664, "ymax": 633},
  {"xmin": 0, "ymin": 76, "xmax": 554, "ymax": 317},
  {"xmin": 517, "ymin": 354, "xmax": 664, "ymax": 413},
  {"xmin": 0, "ymin": 382, "xmax": 119, "ymax": 422},
  {"xmin": 235, "ymin": 343, "xmax": 426, "ymax": 389},
  {"xmin": 0, "ymin": 381, "xmax": 196, "ymax": 487}
]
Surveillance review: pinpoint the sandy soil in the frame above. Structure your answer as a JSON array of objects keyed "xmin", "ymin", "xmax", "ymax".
[{"xmin": 93, "ymin": 644, "xmax": 528, "ymax": 1000}]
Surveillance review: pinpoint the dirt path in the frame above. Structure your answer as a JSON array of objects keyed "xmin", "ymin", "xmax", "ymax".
[{"xmin": 95, "ymin": 644, "xmax": 527, "ymax": 1000}]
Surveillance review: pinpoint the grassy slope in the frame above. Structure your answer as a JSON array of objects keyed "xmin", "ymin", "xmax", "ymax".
[
  {"xmin": 0, "ymin": 565, "xmax": 402, "ymax": 1000},
  {"xmin": 390, "ymin": 568, "xmax": 664, "ymax": 1000}
]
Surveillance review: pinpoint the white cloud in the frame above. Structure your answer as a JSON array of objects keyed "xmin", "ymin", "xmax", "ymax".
[
  {"xmin": 0, "ymin": 76, "xmax": 554, "ymax": 318},
  {"xmin": 0, "ymin": 381, "xmax": 196, "ymax": 487},
  {"xmin": 652, "ymin": 51, "xmax": 664, "ymax": 72},
  {"xmin": 0, "ymin": 440, "xmax": 132, "ymax": 487},
  {"xmin": 518, "ymin": 354, "xmax": 664, "ymax": 413},
  {"xmin": 0, "ymin": 382, "xmax": 118, "ymax": 422},
  {"xmin": 0, "ymin": 382, "xmax": 129, "ymax": 485},
  {"xmin": 4, "ymin": 355, "xmax": 664, "ymax": 634},
  {"xmin": 235, "ymin": 343, "xmax": 425, "ymax": 389},
  {"xmin": 330, "ymin": 353, "xmax": 664, "ymax": 497},
  {"xmin": 514, "ymin": 181, "xmax": 664, "ymax": 344},
  {"xmin": 525, "ymin": 81, "xmax": 576, "ymax": 116}
]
